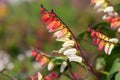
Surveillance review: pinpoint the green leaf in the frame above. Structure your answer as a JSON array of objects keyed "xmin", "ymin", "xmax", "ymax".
[
  {"xmin": 107, "ymin": 71, "xmax": 118, "ymax": 80},
  {"xmin": 107, "ymin": 58, "xmax": 120, "ymax": 80},
  {"xmin": 115, "ymin": 72, "xmax": 120, "ymax": 80}
]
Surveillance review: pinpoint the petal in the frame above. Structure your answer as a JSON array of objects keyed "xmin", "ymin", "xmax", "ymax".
[
  {"xmin": 51, "ymin": 21, "xmax": 61, "ymax": 31},
  {"xmin": 35, "ymin": 54, "xmax": 42, "ymax": 61},
  {"xmin": 58, "ymin": 46, "xmax": 71, "ymax": 53},
  {"xmin": 41, "ymin": 14, "xmax": 50, "ymax": 22},
  {"xmin": 56, "ymin": 37, "xmax": 70, "ymax": 42},
  {"xmin": 64, "ymin": 48, "xmax": 77, "ymax": 56},
  {"xmin": 102, "ymin": 15, "xmax": 107, "ymax": 20},
  {"xmin": 40, "ymin": 56, "xmax": 48, "ymax": 66},
  {"xmin": 108, "ymin": 44, "xmax": 114, "ymax": 55},
  {"xmin": 98, "ymin": 40, "xmax": 105, "ymax": 51},
  {"xmin": 37, "ymin": 72, "xmax": 43, "ymax": 80},
  {"xmin": 60, "ymin": 61, "xmax": 67, "ymax": 73},
  {"xmin": 90, "ymin": 31, "xmax": 96, "ymax": 38},
  {"xmin": 94, "ymin": 2, "xmax": 103, "ymax": 9},
  {"xmin": 48, "ymin": 61, "xmax": 55, "ymax": 71},
  {"xmin": 93, "ymin": 38, "xmax": 100, "ymax": 45},
  {"xmin": 109, "ymin": 38, "xmax": 119, "ymax": 43},
  {"xmin": 104, "ymin": 6, "xmax": 114, "ymax": 13},
  {"xmin": 31, "ymin": 50, "xmax": 37, "ymax": 57},
  {"xmin": 104, "ymin": 42, "xmax": 110, "ymax": 54},
  {"xmin": 110, "ymin": 22, "xmax": 117, "ymax": 28},
  {"xmin": 53, "ymin": 28, "xmax": 68, "ymax": 38},
  {"xmin": 63, "ymin": 32, "xmax": 71, "ymax": 38},
  {"xmin": 46, "ymin": 21, "xmax": 57, "ymax": 30},
  {"xmin": 118, "ymin": 27, "xmax": 120, "ymax": 33},
  {"xmin": 115, "ymin": 21, "xmax": 120, "ymax": 28},
  {"xmin": 62, "ymin": 40, "xmax": 75, "ymax": 48},
  {"xmin": 68, "ymin": 55, "xmax": 82, "ymax": 63}
]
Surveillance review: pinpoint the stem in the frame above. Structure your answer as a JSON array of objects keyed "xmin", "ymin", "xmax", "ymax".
[
  {"xmin": 52, "ymin": 11, "xmax": 98, "ymax": 80},
  {"xmin": 98, "ymin": 70, "xmax": 109, "ymax": 75}
]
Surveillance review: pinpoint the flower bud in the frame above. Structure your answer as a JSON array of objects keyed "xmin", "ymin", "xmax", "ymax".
[
  {"xmin": 37, "ymin": 72, "xmax": 43, "ymax": 80},
  {"xmin": 58, "ymin": 46, "xmax": 71, "ymax": 53},
  {"xmin": 64, "ymin": 48, "xmax": 77, "ymax": 56},
  {"xmin": 109, "ymin": 38, "xmax": 119, "ymax": 43},
  {"xmin": 104, "ymin": 6, "xmax": 114, "ymax": 13},
  {"xmin": 60, "ymin": 61, "xmax": 67, "ymax": 73},
  {"xmin": 108, "ymin": 44, "xmax": 114, "ymax": 55},
  {"xmin": 48, "ymin": 61, "xmax": 55, "ymax": 71},
  {"xmin": 62, "ymin": 40, "xmax": 75, "ymax": 48},
  {"xmin": 68, "ymin": 55, "xmax": 82, "ymax": 63}
]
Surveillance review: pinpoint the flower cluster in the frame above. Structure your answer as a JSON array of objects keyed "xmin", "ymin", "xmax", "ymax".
[
  {"xmin": 40, "ymin": 5, "xmax": 82, "ymax": 64},
  {"xmin": 91, "ymin": 0, "xmax": 120, "ymax": 32},
  {"xmin": 88, "ymin": 27, "xmax": 119, "ymax": 55}
]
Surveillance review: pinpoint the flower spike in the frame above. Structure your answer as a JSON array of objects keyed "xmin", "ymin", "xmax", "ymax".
[{"xmin": 88, "ymin": 27, "xmax": 119, "ymax": 55}]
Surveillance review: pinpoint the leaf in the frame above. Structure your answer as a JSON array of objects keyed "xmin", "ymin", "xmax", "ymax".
[
  {"xmin": 107, "ymin": 44, "xmax": 115, "ymax": 55},
  {"xmin": 92, "ymin": 22, "xmax": 110, "ymax": 29},
  {"xmin": 107, "ymin": 58, "xmax": 120, "ymax": 80},
  {"xmin": 107, "ymin": 71, "xmax": 118, "ymax": 80},
  {"xmin": 115, "ymin": 72, "xmax": 120, "ymax": 80}
]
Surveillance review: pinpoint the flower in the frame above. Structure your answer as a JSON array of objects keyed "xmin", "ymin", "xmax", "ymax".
[
  {"xmin": 60, "ymin": 61, "xmax": 68, "ymax": 73},
  {"xmin": 48, "ymin": 61, "xmax": 55, "ymax": 71},
  {"xmin": 68, "ymin": 55, "xmax": 82, "ymax": 63}
]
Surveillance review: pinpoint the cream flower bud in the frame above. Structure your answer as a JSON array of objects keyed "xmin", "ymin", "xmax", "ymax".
[
  {"xmin": 64, "ymin": 48, "xmax": 77, "ymax": 56},
  {"xmin": 37, "ymin": 72, "xmax": 43, "ymax": 80},
  {"xmin": 48, "ymin": 61, "xmax": 55, "ymax": 71},
  {"xmin": 104, "ymin": 6, "xmax": 114, "ymax": 13},
  {"xmin": 108, "ymin": 44, "xmax": 114, "ymax": 55},
  {"xmin": 60, "ymin": 61, "xmax": 67, "ymax": 73},
  {"xmin": 62, "ymin": 40, "xmax": 75, "ymax": 48},
  {"xmin": 56, "ymin": 37, "xmax": 70, "ymax": 42},
  {"xmin": 58, "ymin": 46, "xmax": 71, "ymax": 53},
  {"xmin": 94, "ymin": 2, "xmax": 103, "ymax": 9},
  {"xmin": 114, "ymin": 12, "xmax": 118, "ymax": 16},
  {"xmin": 102, "ymin": 15, "xmax": 107, "ymax": 20},
  {"xmin": 118, "ymin": 28, "xmax": 120, "ymax": 33},
  {"xmin": 68, "ymin": 55, "xmax": 82, "ymax": 63},
  {"xmin": 109, "ymin": 38, "xmax": 119, "ymax": 43}
]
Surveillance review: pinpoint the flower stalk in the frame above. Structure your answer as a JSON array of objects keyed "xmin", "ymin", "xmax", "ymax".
[{"xmin": 40, "ymin": 5, "xmax": 98, "ymax": 80}]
